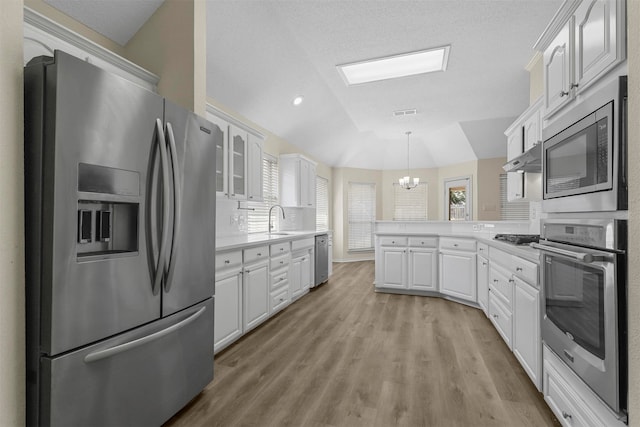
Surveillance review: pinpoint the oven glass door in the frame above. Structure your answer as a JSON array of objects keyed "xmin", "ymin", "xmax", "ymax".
[{"xmin": 544, "ymin": 253, "xmax": 606, "ymax": 359}]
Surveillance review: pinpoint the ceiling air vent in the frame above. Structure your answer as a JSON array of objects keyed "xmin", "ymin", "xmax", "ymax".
[{"xmin": 393, "ymin": 109, "xmax": 417, "ymax": 117}]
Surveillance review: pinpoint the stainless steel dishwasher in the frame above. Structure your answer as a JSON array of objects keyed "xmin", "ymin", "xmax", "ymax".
[{"xmin": 314, "ymin": 234, "xmax": 329, "ymax": 286}]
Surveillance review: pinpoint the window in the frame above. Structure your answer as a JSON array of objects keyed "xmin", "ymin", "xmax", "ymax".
[
  {"xmin": 247, "ymin": 155, "xmax": 279, "ymax": 233},
  {"xmin": 393, "ymin": 183, "xmax": 428, "ymax": 220},
  {"xmin": 348, "ymin": 182, "xmax": 376, "ymax": 251},
  {"xmin": 316, "ymin": 176, "xmax": 329, "ymax": 231},
  {"xmin": 499, "ymin": 174, "xmax": 530, "ymax": 220}
]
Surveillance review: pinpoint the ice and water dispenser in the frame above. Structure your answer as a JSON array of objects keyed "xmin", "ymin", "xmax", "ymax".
[{"xmin": 76, "ymin": 163, "xmax": 139, "ymax": 258}]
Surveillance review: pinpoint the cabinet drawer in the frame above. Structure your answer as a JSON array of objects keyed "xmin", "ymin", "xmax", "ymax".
[
  {"xmin": 489, "ymin": 264, "xmax": 513, "ymax": 308},
  {"xmin": 489, "ymin": 246, "xmax": 511, "ymax": 268},
  {"xmin": 270, "ymin": 270, "xmax": 288, "ymax": 291},
  {"xmin": 270, "ymin": 253, "xmax": 290, "ymax": 271},
  {"xmin": 244, "ymin": 245, "xmax": 269, "ymax": 264},
  {"xmin": 511, "ymin": 256, "xmax": 538, "ymax": 285},
  {"xmin": 440, "ymin": 237, "xmax": 476, "ymax": 252},
  {"xmin": 215, "ymin": 250, "xmax": 242, "ymax": 271},
  {"xmin": 270, "ymin": 287, "xmax": 290, "ymax": 314},
  {"xmin": 477, "ymin": 242, "xmax": 489, "ymax": 257},
  {"xmin": 270, "ymin": 241, "xmax": 290, "ymax": 256},
  {"xmin": 291, "ymin": 237, "xmax": 315, "ymax": 251},
  {"xmin": 488, "ymin": 293, "xmax": 512, "ymax": 350},
  {"xmin": 408, "ymin": 236, "xmax": 437, "ymax": 248},
  {"xmin": 379, "ymin": 236, "xmax": 407, "ymax": 247},
  {"xmin": 544, "ymin": 362, "xmax": 591, "ymax": 426}
]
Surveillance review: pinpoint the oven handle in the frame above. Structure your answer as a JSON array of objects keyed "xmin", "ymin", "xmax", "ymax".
[{"xmin": 531, "ymin": 242, "xmax": 613, "ymax": 263}]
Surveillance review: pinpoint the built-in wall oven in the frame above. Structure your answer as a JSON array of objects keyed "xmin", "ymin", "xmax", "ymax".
[
  {"xmin": 542, "ymin": 76, "xmax": 627, "ymax": 213},
  {"xmin": 532, "ymin": 219, "xmax": 627, "ymax": 418}
]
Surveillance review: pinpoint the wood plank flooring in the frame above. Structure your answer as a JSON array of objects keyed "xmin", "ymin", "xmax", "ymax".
[{"xmin": 165, "ymin": 261, "xmax": 559, "ymax": 427}]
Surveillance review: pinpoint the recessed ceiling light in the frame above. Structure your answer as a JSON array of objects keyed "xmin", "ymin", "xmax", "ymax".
[
  {"xmin": 337, "ymin": 45, "xmax": 450, "ymax": 86},
  {"xmin": 292, "ymin": 95, "xmax": 304, "ymax": 106}
]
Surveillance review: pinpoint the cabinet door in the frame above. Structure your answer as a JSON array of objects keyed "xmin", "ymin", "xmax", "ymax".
[
  {"xmin": 506, "ymin": 129, "xmax": 524, "ymax": 201},
  {"xmin": 243, "ymin": 262, "xmax": 269, "ymax": 332},
  {"xmin": 290, "ymin": 257, "xmax": 303, "ymax": 299},
  {"xmin": 408, "ymin": 248, "xmax": 437, "ymax": 291},
  {"xmin": 206, "ymin": 114, "xmax": 229, "ymax": 198},
  {"xmin": 300, "ymin": 252, "xmax": 312, "ymax": 292},
  {"xmin": 247, "ymin": 134, "xmax": 263, "ymax": 201},
  {"xmin": 228, "ymin": 125, "xmax": 247, "ymax": 200},
  {"xmin": 439, "ymin": 251, "xmax": 476, "ymax": 302},
  {"xmin": 214, "ymin": 273, "xmax": 242, "ymax": 352},
  {"xmin": 381, "ymin": 247, "xmax": 407, "ymax": 289},
  {"xmin": 544, "ymin": 19, "xmax": 574, "ymax": 117},
  {"xmin": 306, "ymin": 162, "xmax": 316, "ymax": 208},
  {"xmin": 522, "ymin": 108, "xmax": 541, "ymax": 151},
  {"xmin": 513, "ymin": 277, "xmax": 541, "ymax": 390},
  {"xmin": 477, "ymin": 256, "xmax": 489, "ymax": 315},
  {"xmin": 574, "ymin": 0, "xmax": 624, "ymax": 94}
]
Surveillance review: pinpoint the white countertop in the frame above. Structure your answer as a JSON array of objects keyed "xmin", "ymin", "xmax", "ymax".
[{"xmin": 216, "ymin": 230, "xmax": 329, "ymax": 252}]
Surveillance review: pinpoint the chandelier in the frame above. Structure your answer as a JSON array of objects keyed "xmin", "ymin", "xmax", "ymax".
[{"xmin": 398, "ymin": 131, "xmax": 419, "ymax": 190}]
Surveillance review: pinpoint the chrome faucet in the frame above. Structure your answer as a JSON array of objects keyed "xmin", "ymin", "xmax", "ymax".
[{"xmin": 268, "ymin": 204, "xmax": 286, "ymax": 233}]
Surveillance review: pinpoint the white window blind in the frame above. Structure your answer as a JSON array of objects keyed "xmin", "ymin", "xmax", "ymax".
[
  {"xmin": 316, "ymin": 176, "xmax": 329, "ymax": 231},
  {"xmin": 393, "ymin": 183, "xmax": 428, "ymax": 220},
  {"xmin": 348, "ymin": 182, "xmax": 376, "ymax": 251},
  {"xmin": 499, "ymin": 174, "xmax": 530, "ymax": 220},
  {"xmin": 247, "ymin": 155, "xmax": 279, "ymax": 233}
]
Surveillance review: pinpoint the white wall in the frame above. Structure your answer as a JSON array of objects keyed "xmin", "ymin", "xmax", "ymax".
[{"xmin": 0, "ymin": 1, "xmax": 25, "ymax": 425}]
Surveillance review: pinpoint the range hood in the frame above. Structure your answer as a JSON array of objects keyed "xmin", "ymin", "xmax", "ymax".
[{"xmin": 503, "ymin": 142, "xmax": 542, "ymax": 173}]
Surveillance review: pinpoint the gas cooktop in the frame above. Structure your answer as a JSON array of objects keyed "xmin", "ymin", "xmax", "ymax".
[{"xmin": 493, "ymin": 234, "xmax": 540, "ymax": 245}]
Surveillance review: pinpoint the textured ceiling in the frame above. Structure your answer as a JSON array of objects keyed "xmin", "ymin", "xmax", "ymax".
[
  {"xmin": 43, "ymin": 0, "xmax": 164, "ymax": 46},
  {"xmin": 206, "ymin": 0, "xmax": 562, "ymax": 169},
  {"xmin": 42, "ymin": 0, "xmax": 563, "ymax": 169}
]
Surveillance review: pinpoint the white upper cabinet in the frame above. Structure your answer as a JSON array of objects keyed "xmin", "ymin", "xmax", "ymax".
[
  {"xmin": 280, "ymin": 154, "xmax": 317, "ymax": 208},
  {"xmin": 538, "ymin": 0, "xmax": 626, "ymax": 119},
  {"xmin": 522, "ymin": 107, "xmax": 541, "ymax": 151},
  {"xmin": 247, "ymin": 134, "xmax": 264, "ymax": 201},
  {"xmin": 574, "ymin": 0, "xmax": 625, "ymax": 94},
  {"xmin": 228, "ymin": 125, "xmax": 248, "ymax": 200},
  {"xmin": 506, "ymin": 128, "xmax": 524, "ymax": 201},
  {"xmin": 206, "ymin": 105, "xmax": 264, "ymax": 201},
  {"xmin": 544, "ymin": 19, "xmax": 574, "ymax": 117}
]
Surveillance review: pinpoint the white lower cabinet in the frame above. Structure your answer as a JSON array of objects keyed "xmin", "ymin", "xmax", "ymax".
[
  {"xmin": 381, "ymin": 247, "xmax": 407, "ymax": 289},
  {"xmin": 243, "ymin": 260, "xmax": 269, "ymax": 332},
  {"xmin": 513, "ymin": 276, "xmax": 541, "ymax": 391},
  {"xmin": 477, "ymin": 255, "xmax": 489, "ymax": 315},
  {"xmin": 488, "ymin": 293, "xmax": 513, "ymax": 350},
  {"xmin": 439, "ymin": 249, "xmax": 476, "ymax": 302},
  {"xmin": 291, "ymin": 247, "xmax": 313, "ymax": 300},
  {"xmin": 214, "ymin": 270, "xmax": 243, "ymax": 353},
  {"xmin": 543, "ymin": 346, "xmax": 626, "ymax": 427},
  {"xmin": 408, "ymin": 248, "xmax": 437, "ymax": 291}
]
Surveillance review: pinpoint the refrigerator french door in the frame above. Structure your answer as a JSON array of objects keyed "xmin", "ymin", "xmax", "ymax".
[{"xmin": 25, "ymin": 50, "xmax": 219, "ymax": 426}]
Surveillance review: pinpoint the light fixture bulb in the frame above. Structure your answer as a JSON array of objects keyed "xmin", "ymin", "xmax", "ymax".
[{"xmin": 292, "ymin": 95, "xmax": 304, "ymax": 106}]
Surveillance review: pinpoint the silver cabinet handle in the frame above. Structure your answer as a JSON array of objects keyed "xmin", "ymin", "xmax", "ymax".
[
  {"xmin": 516, "ymin": 267, "xmax": 523, "ymax": 272},
  {"xmin": 493, "ymin": 279, "xmax": 499, "ymax": 283},
  {"xmin": 280, "ymin": 261, "xmax": 284, "ymax": 265},
  {"xmin": 85, "ymin": 306, "xmax": 206, "ymax": 363},
  {"xmin": 492, "ymin": 314, "xmax": 499, "ymax": 319},
  {"xmin": 570, "ymin": 83, "xmax": 579, "ymax": 89},
  {"xmin": 562, "ymin": 411, "xmax": 572, "ymax": 420},
  {"xmin": 257, "ymin": 253, "xmax": 262, "ymax": 256},
  {"xmin": 482, "ymin": 261, "xmax": 487, "ymax": 266},
  {"xmin": 508, "ymin": 279, "xmax": 514, "ymax": 283},
  {"xmin": 453, "ymin": 243, "xmax": 459, "ymax": 247},
  {"xmin": 249, "ymin": 196, "xmax": 253, "ymax": 199},
  {"xmin": 560, "ymin": 91, "xmax": 569, "ymax": 97},
  {"xmin": 225, "ymin": 260, "xmax": 230, "ymax": 264},
  {"xmin": 280, "ymin": 248, "xmax": 284, "ymax": 251}
]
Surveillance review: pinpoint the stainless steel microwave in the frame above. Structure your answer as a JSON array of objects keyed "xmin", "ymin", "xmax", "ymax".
[{"xmin": 542, "ymin": 76, "xmax": 627, "ymax": 213}]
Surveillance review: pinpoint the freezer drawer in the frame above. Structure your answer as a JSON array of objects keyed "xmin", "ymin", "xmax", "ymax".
[{"xmin": 39, "ymin": 298, "xmax": 214, "ymax": 426}]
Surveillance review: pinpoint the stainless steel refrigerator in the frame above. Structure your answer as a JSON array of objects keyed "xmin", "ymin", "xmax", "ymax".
[{"xmin": 24, "ymin": 50, "xmax": 219, "ymax": 426}]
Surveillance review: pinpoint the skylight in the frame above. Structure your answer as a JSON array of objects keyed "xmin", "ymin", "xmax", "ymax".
[{"xmin": 337, "ymin": 46, "xmax": 450, "ymax": 85}]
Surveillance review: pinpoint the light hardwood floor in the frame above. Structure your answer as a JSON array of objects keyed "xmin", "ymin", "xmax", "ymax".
[{"xmin": 165, "ymin": 261, "xmax": 559, "ymax": 427}]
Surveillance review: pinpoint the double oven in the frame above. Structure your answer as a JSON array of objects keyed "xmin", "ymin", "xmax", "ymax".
[{"xmin": 537, "ymin": 76, "xmax": 628, "ymax": 418}]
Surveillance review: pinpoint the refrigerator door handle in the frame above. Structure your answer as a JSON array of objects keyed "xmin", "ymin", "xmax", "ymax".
[
  {"xmin": 153, "ymin": 118, "xmax": 171, "ymax": 296},
  {"xmin": 164, "ymin": 122, "xmax": 182, "ymax": 292},
  {"xmin": 83, "ymin": 306, "xmax": 207, "ymax": 363}
]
